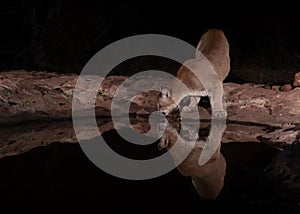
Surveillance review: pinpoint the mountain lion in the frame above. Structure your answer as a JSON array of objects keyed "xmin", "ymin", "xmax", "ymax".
[{"xmin": 158, "ymin": 29, "xmax": 230, "ymax": 118}]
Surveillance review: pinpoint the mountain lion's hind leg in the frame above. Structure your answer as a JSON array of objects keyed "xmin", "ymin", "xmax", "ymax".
[{"xmin": 210, "ymin": 88, "xmax": 227, "ymax": 119}]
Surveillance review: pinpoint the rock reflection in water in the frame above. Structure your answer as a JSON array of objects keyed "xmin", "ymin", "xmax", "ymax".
[
  {"xmin": 1, "ymin": 116, "xmax": 300, "ymax": 210},
  {"xmin": 0, "ymin": 114, "xmax": 225, "ymax": 200},
  {"xmin": 158, "ymin": 119, "xmax": 226, "ymax": 199}
]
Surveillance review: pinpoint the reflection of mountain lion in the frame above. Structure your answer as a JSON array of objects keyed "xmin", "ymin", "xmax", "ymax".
[
  {"xmin": 158, "ymin": 29, "xmax": 230, "ymax": 118},
  {"xmin": 158, "ymin": 123, "xmax": 226, "ymax": 200}
]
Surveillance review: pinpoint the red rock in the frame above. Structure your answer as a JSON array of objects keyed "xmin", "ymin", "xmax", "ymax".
[
  {"xmin": 280, "ymin": 84, "xmax": 292, "ymax": 92},
  {"xmin": 271, "ymin": 85, "xmax": 281, "ymax": 91}
]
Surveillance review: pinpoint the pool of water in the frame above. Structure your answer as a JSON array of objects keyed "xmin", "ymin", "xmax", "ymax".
[{"xmin": 1, "ymin": 125, "xmax": 299, "ymax": 213}]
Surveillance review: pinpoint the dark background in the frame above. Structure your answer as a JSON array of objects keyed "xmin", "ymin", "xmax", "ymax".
[
  {"xmin": 1, "ymin": 0, "xmax": 300, "ymax": 84},
  {"xmin": 1, "ymin": 1, "xmax": 300, "ymax": 212}
]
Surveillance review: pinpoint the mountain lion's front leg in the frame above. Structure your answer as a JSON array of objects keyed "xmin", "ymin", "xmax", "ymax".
[{"xmin": 182, "ymin": 97, "xmax": 201, "ymax": 113}]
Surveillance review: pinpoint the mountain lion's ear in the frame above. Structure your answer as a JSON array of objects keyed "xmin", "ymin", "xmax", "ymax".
[{"xmin": 160, "ymin": 86, "xmax": 170, "ymax": 98}]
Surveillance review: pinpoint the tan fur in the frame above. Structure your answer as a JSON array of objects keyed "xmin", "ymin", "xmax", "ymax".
[
  {"xmin": 158, "ymin": 29, "xmax": 230, "ymax": 117},
  {"xmin": 293, "ymin": 72, "xmax": 300, "ymax": 87}
]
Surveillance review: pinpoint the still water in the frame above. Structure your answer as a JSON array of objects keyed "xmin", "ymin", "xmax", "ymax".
[{"xmin": 0, "ymin": 119, "xmax": 299, "ymax": 213}]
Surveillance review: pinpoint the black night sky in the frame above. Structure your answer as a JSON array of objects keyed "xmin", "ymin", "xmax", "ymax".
[{"xmin": 1, "ymin": 1, "xmax": 300, "ymax": 83}]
